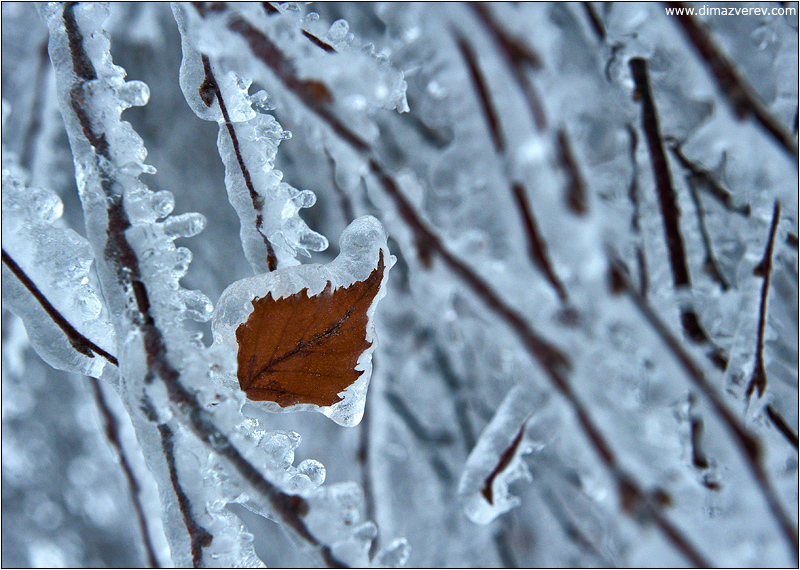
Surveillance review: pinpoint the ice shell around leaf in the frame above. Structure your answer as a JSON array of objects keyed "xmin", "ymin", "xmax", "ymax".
[
  {"xmin": 458, "ymin": 384, "xmax": 546, "ymax": 525},
  {"xmin": 212, "ymin": 216, "xmax": 394, "ymax": 426}
]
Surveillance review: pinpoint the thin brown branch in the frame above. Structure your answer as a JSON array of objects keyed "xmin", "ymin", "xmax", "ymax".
[
  {"xmin": 469, "ymin": 3, "xmax": 543, "ymax": 69},
  {"xmin": 471, "ymin": 2, "xmax": 547, "ymax": 131},
  {"xmin": 302, "ymin": 28, "xmax": 336, "ymax": 53},
  {"xmin": 766, "ymin": 405, "xmax": 799, "ymax": 450},
  {"xmin": 668, "ymin": 141, "xmax": 750, "ymax": 217},
  {"xmin": 199, "ymin": 54, "xmax": 278, "ymax": 271},
  {"xmin": 511, "ymin": 182, "xmax": 569, "ymax": 302},
  {"xmin": 746, "ymin": 201, "xmax": 781, "ymax": 399},
  {"xmin": 384, "ymin": 390, "xmax": 455, "ymax": 445},
  {"xmin": 89, "ymin": 377, "xmax": 161, "ymax": 568},
  {"xmin": 454, "ymin": 32, "xmax": 567, "ymax": 300},
  {"xmin": 454, "ymin": 32, "xmax": 505, "ymax": 154},
  {"xmin": 556, "ymin": 129, "xmax": 588, "ymax": 215},
  {"xmin": 610, "ymin": 257, "xmax": 798, "ymax": 557},
  {"xmin": 2, "ymin": 248, "xmax": 118, "ymax": 366},
  {"xmin": 666, "ymin": 2, "xmax": 798, "ymax": 160},
  {"xmin": 630, "ymin": 57, "xmax": 691, "ymax": 289},
  {"xmin": 20, "ymin": 40, "xmax": 51, "ymax": 171},
  {"xmin": 153, "ymin": 415, "xmax": 213, "ymax": 566},
  {"xmin": 582, "ymin": 2, "xmax": 606, "ymax": 42},
  {"xmin": 630, "ymin": 58, "xmax": 726, "ymax": 366},
  {"xmin": 685, "ymin": 176, "xmax": 732, "ymax": 291}
]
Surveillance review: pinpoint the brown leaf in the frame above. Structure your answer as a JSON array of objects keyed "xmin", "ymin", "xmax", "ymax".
[{"xmin": 235, "ymin": 251, "xmax": 386, "ymax": 408}]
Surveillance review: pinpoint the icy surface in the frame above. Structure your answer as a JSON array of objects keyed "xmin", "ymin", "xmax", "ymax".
[{"xmin": 3, "ymin": 2, "xmax": 797, "ymax": 568}]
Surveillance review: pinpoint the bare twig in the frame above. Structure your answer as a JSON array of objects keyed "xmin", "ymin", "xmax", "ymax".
[
  {"xmin": 746, "ymin": 201, "xmax": 781, "ymax": 399},
  {"xmin": 666, "ymin": 2, "xmax": 798, "ymax": 159}
]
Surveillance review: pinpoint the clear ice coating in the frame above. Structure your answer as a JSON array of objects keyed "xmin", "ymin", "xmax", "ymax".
[
  {"xmin": 6, "ymin": 2, "xmax": 797, "ymax": 567},
  {"xmin": 2, "ymin": 149, "xmax": 115, "ymax": 380},
  {"xmin": 212, "ymin": 216, "xmax": 395, "ymax": 426},
  {"xmin": 458, "ymin": 384, "xmax": 546, "ymax": 525},
  {"xmin": 173, "ymin": 2, "xmax": 330, "ymax": 273}
]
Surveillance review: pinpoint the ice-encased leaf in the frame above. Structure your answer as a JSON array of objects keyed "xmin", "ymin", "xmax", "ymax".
[
  {"xmin": 458, "ymin": 384, "xmax": 547, "ymax": 525},
  {"xmin": 212, "ymin": 216, "xmax": 394, "ymax": 426}
]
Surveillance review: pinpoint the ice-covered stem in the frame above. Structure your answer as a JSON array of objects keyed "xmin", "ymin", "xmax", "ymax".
[
  {"xmin": 198, "ymin": 53, "xmax": 279, "ymax": 271},
  {"xmin": 766, "ymin": 404, "xmax": 799, "ymax": 449},
  {"xmin": 630, "ymin": 57, "xmax": 726, "ymax": 368},
  {"xmin": 2, "ymin": 249, "xmax": 117, "ymax": 367},
  {"xmin": 42, "ymin": 4, "xmax": 346, "ymax": 566},
  {"xmin": 625, "ymin": 123, "xmax": 650, "ymax": 297},
  {"xmin": 454, "ymin": 31, "xmax": 569, "ymax": 302},
  {"xmin": 609, "ymin": 257, "xmax": 799, "ymax": 557},
  {"xmin": 469, "ymin": 3, "xmax": 547, "ymax": 131},
  {"xmin": 19, "ymin": 40, "xmax": 51, "ymax": 171},
  {"xmin": 668, "ymin": 141, "xmax": 752, "ymax": 216},
  {"xmin": 666, "ymin": 2, "xmax": 799, "ymax": 160},
  {"xmin": 88, "ymin": 376, "xmax": 160, "ymax": 568},
  {"xmin": 746, "ymin": 201, "xmax": 781, "ymax": 399},
  {"xmin": 174, "ymin": 2, "xmax": 330, "ymax": 273}
]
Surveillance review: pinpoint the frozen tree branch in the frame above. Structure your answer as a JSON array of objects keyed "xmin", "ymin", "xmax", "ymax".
[{"xmin": 3, "ymin": 3, "xmax": 796, "ymax": 567}]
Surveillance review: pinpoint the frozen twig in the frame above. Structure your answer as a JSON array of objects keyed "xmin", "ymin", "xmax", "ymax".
[
  {"xmin": 668, "ymin": 141, "xmax": 751, "ymax": 217},
  {"xmin": 630, "ymin": 57, "xmax": 726, "ymax": 369},
  {"xmin": 666, "ymin": 2, "xmax": 798, "ymax": 160},
  {"xmin": 455, "ymin": 31, "xmax": 569, "ymax": 301},
  {"xmin": 766, "ymin": 405, "xmax": 799, "ymax": 449},
  {"xmin": 88, "ymin": 377, "xmax": 161, "ymax": 568},
  {"xmin": 556, "ymin": 129, "xmax": 588, "ymax": 216},
  {"xmin": 746, "ymin": 201, "xmax": 781, "ymax": 399},
  {"xmin": 470, "ymin": 3, "xmax": 547, "ymax": 132},
  {"xmin": 20, "ymin": 40, "xmax": 50, "ymax": 171},
  {"xmin": 1, "ymin": 249, "xmax": 118, "ymax": 366},
  {"xmin": 198, "ymin": 54, "xmax": 278, "ymax": 271},
  {"xmin": 609, "ymin": 257, "xmax": 799, "ymax": 558}
]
